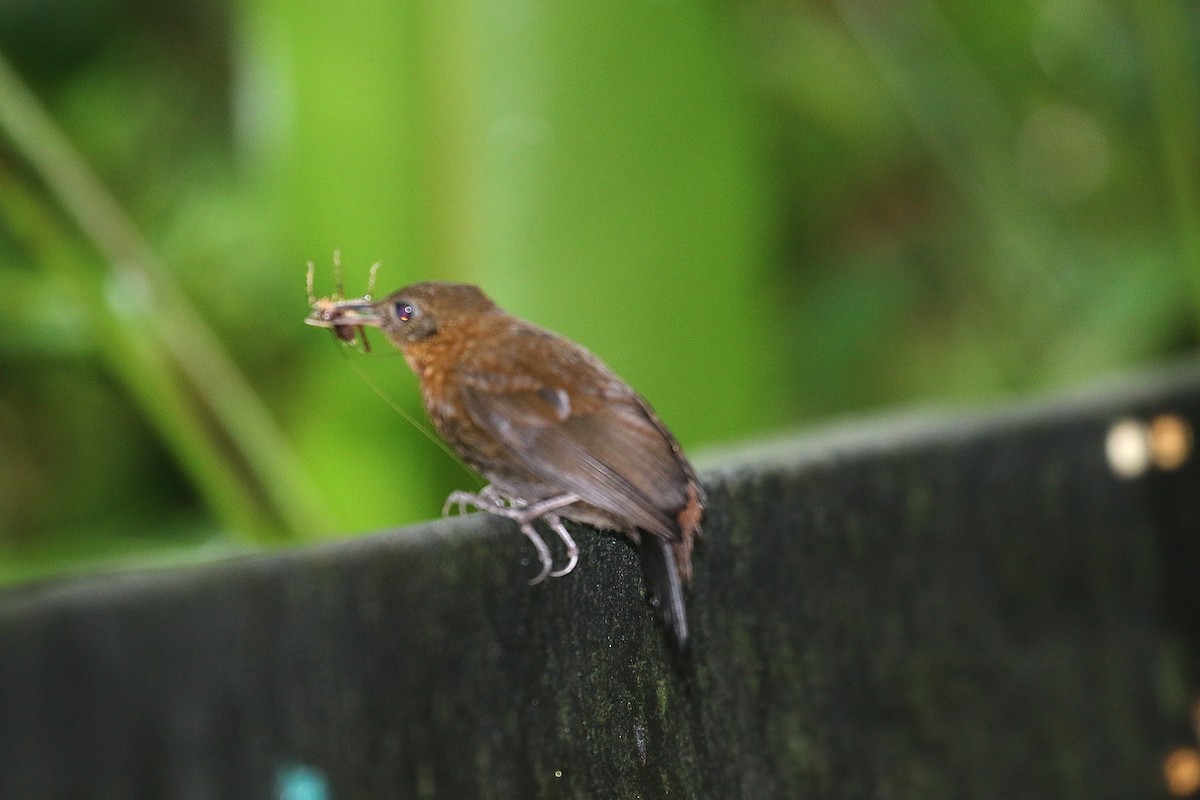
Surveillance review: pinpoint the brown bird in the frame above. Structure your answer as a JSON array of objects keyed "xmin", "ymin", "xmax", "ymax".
[{"xmin": 306, "ymin": 280, "xmax": 706, "ymax": 648}]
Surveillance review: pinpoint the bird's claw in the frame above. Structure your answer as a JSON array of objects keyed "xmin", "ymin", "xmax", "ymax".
[
  {"xmin": 545, "ymin": 514, "xmax": 578, "ymax": 578},
  {"xmin": 518, "ymin": 522, "xmax": 555, "ymax": 585},
  {"xmin": 441, "ymin": 490, "xmax": 473, "ymax": 518}
]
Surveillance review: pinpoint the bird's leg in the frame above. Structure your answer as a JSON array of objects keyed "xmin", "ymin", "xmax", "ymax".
[
  {"xmin": 440, "ymin": 487, "xmax": 581, "ymax": 584},
  {"xmin": 510, "ymin": 492, "xmax": 580, "ymax": 525},
  {"xmin": 442, "ymin": 486, "xmax": 555, "ymax": 582},
  {"xmin": 543, "ymin": 513, "xmax": 578, "ymax": 578}
]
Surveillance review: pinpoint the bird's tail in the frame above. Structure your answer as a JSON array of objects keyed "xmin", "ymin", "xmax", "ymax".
[{"xmin": 637, "ymin": 534, "xmax": 689, "ymax": 651}]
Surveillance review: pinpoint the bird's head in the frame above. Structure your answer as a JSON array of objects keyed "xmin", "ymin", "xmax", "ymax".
[{"xmin": 306, "ymin": 281, "xmax": 499, "ymax": 350}]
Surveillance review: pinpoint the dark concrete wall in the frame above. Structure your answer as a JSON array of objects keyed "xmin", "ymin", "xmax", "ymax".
[{"xmin": 2, "ymin": 366, "xmax": 1198, "ymax": 799}]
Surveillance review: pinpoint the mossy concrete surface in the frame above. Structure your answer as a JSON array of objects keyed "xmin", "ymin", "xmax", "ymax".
[{"xmin": 3, "ymin": 365, "xmax": 1199, "ymax": 798}]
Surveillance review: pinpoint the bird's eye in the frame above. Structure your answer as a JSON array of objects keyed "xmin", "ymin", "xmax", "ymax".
[{"xmin": 395, "ymin": 301, "xmax": 415, "ymax": 322}]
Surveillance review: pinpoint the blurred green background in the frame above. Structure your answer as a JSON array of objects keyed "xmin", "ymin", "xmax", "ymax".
[{"xmin": 0, "ymin": 0, "xmax": 1196, "ymax": 582}]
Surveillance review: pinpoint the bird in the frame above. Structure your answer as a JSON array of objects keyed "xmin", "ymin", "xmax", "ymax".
[{"xmin": 306, "ymin": 279, "xmax": 706, "ymax": 649}]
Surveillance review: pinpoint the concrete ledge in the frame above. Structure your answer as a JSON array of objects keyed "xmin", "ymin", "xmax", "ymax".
[{"xmin": 3, "ymin": 364, "xmax": 1198, "ymax": 798}]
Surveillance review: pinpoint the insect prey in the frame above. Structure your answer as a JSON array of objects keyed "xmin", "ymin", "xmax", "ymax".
[{"xmin": 306, "ymin": 252, "xmax": 381, "ymax": 352}]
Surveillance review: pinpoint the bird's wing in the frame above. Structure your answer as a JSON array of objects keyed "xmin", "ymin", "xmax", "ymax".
[{"xmin": 457, "ymin": 339, "xmax": 689, "ymax": 540}]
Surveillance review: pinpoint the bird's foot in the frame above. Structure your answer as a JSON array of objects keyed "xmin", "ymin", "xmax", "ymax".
[
  {"xmin": 442, "ymin": 484, "xmax": 517, "ymax": 518},
  {"xmin": 441, "ymin": 487, "xmax": 580, "ymax": 584}
]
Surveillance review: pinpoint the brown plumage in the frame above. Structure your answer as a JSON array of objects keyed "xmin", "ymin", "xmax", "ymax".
[{"xmin": 306, "ymin": 281, "xmax": 706, "ymax": 648}]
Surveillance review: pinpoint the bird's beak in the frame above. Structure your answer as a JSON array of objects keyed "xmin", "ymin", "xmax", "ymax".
[{"xmin": 304, "ymin": 298, "xmax": 383, "ymax": 330}]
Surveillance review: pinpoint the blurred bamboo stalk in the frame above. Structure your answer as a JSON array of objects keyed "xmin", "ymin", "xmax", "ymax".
[
  {"xmin": 1131, "ymin": 0, "xmax": 1200, "ymax": 315},
  {"xmin": 0, "ymin": 51, "xmax": 332, "ymax": 543}
]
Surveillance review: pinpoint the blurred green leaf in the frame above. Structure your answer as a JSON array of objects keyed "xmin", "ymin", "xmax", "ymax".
[{"xmin": 1, "ymin": 0, "xmax": 1198, "ymax": 580}]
